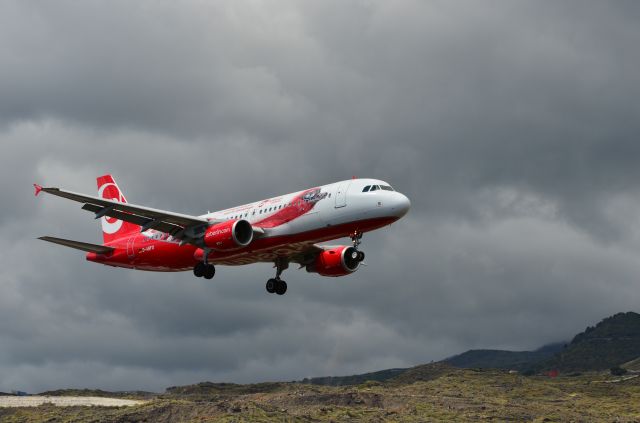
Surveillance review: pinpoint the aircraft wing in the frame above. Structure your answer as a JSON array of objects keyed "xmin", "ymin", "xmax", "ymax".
[
  {"xmin": 35, "ymin": 185, "xmax": 221, "ymax": 242},
  {"xmin": 212, "ymin": 243, "xmax": 326, "ymax": 266}
]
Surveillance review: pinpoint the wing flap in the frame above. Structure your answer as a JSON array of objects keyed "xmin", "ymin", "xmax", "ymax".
[
  {"xmin": 38, "ymin": 236, "xmax": 115, "ymax": 254},
  {"xmin": 81, "ymin": 204, "xmax": 186, "ymax": 235}
]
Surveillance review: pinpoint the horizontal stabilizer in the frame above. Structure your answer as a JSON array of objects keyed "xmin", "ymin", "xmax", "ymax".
[{"xmin": 38, "ymin": 236, "xmax": 115, "ymax": 254}]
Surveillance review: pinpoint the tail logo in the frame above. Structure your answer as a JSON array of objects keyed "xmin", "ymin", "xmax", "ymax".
[{"xmin": 98, "ymin": 182, "xmax": 125, "ymax": 234}]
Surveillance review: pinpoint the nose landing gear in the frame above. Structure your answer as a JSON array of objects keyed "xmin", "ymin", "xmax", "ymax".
[
  {"xmin": 266, "ymin": 258, "xmax": 288, "ymax": 295},
  {"xmin": 350, "ymin": 231, "xmax": 366, "ymax": 262}
]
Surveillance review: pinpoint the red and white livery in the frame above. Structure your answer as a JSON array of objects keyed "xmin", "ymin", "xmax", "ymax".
[{"xmin": 35, "ymin": 175, "xmax": 410, "ymax": 295}]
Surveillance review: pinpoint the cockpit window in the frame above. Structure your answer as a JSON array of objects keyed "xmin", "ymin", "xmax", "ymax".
[{"xmin": 363, "ymin": 184, "xmax": 395, "ymax": 193}]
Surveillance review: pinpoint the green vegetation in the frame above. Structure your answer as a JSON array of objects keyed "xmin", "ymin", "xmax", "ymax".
[
  {"xmin": 611, "ymin": 366, "xmax": 628, "ymax": 376},
  {"xmin": 446, "ymin": 312, "xmax": 640, "ymax": 374},
  {"xmin": 540, "ymin": 312, "xmax": 640, "ymax": 372},
  {"xmin": 3, "ymin": 311, "xmax": 640, "ymax": 421},
  {"xmin": 301, "ymin": 368, "xmax": 407, "ymax": 386},
  {"xmin": 3, "ymin": 365, "xmax": 640, "ymax": 422},
  {"xmin": 623, "ymin": 357, "xmax": 640, "ymax": 371}
]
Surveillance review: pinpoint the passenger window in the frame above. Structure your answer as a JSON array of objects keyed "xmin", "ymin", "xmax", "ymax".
[{"xmin": 362, "ymin": 185, "xmax": 370, "ymax": 192}]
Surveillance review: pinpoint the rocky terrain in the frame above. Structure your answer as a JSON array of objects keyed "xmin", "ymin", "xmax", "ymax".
[
  {"xmin": 2, "ymin": 363, "xmax": 640, "ymax": 422},
  {"xmin": 3, "ymin": 312, "xmax": 640, "ymax": 422}
]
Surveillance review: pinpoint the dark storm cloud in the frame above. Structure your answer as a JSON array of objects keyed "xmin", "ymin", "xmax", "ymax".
[{"xmin": 1, "ymin": 0, "xmax": 640, "ymax": 392}]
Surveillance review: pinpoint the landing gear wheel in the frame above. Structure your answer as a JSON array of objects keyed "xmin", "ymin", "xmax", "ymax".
[
  {"xmin": 193, "ymin": 262, "xmax": 206, "ymax": 277},
  {"xmin": 267, "ymin": 258, "xmax": 289, "ymax": 295},
  {"xmin": 266, "ymin": 278, "xmax": 277, "ymax": 293},
  {"xmin": 203, "ymin": 264, "xmax": 216, "ymax": 280},
  {"xmin": 275, "ymin": 279, "xmax": 287, "ymax": 295},
  {"xmin": 357, "ymin": 251, "xmax": 365, "ymax": 262}
]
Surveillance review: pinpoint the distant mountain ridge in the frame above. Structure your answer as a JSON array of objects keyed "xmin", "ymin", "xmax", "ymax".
[
  {"xmin": 297, "ymin": 311, "xmax": 640, "ymax": 385},
  {"xmin": 539, "ymin": 311, "xmax": 640, "ymax": 372},
  {"xmin": 301, "ymin": 368, "xmax": 408, "ymax": 386},
  {"xmin": 446, "ymin": 311, "xmax": 640, "ymax": 373},
  {"xmin": 444, "ymin": 343, "xmax": 565, "ymax": 371}
]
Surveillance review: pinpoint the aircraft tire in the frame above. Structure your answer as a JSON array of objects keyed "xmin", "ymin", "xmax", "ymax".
[
  {"xmin": 275, "ymin": 280, "xmax": 287, "ymax": 295},
  {"xmin": 203, "ymin": 264, "xmax": 216, "ymax": 280},
  {"xmin": 357, "ymin": 251, "xmax": 365, "ymax": 262},
  {"xmin": 266, "ymin": 278, "xmax": 277, "ymax": 293},
  {"xmin": 193, "ymin": 262, "xmax": 206, "ymax": 277}
]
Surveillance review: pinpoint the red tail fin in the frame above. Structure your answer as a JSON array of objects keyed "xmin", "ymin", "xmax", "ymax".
[{"xmin": 97, "ymin": 174, "xmax": 139, "ymax": 244}]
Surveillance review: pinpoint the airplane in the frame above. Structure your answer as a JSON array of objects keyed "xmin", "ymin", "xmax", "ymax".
[{"xmin": 34, "ymin": 175, "xmax": 411, "ymax": 295}]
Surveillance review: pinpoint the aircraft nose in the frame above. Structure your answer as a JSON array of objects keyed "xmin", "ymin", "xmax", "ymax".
[{"xmin": 392, "ymin": 192, "xmax": 411, "ymax": 217}]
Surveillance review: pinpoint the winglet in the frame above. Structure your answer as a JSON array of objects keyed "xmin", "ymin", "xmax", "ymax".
[{"xmin": 34, "ymin": 184, "xmax": 43, "ymax": 197}]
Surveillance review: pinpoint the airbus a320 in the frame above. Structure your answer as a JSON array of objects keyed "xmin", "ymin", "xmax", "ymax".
[{"xmin": 35, "ymin": 175, "xmax": 410, "ymax": 295}]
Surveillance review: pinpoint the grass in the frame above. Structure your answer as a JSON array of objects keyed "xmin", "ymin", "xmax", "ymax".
[{"xmin": 2, "ymin": 366, "xmax": 640, "ymax": 422}]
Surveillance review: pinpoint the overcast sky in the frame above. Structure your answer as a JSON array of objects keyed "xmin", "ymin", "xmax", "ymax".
[{"xmin": 2, "ymin": 0, "xmax": 640, "ymax": 393}]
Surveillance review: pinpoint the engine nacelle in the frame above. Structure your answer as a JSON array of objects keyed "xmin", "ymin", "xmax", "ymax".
[
  {"xmin": 203, "ymin": 219, "xmax": 253, "ymax": 251},
  {"xmin": 306, "ymin": 246, "xmax": 361, "ymax": 277}
]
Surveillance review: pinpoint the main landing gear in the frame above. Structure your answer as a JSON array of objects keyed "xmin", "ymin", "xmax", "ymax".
[
  {"xmin": 193, "ymin": 253, "xmax": 215, "ymax": 280},
  {"xmin": 350, "ymin": 230, "xmax": 366, "ymax": 262},
  {"xmin": 266, "ymin": 258, "xmax": 288, "ymax": 295}
]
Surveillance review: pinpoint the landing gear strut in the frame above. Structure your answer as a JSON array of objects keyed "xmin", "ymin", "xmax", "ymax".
[
  {"xmin": 266, "ymin": 258, "xmax": 288, "ymax": 295},
  {"xmin": 193, "ymin": 250, "xmax": 215, "ymax": 280},
  {"xmin": 350, "ymin": 231, "xmax": 366, "ymax": 262}
]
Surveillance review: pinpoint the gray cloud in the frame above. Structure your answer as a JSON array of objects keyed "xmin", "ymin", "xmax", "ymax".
[{"xmin": 1, "ymin": 0, "xmax": 640, "ymax": 392}]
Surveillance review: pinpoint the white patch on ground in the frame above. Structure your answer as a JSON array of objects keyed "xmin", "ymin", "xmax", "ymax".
[{"xmin": 0, "ymin": 396, "xmax": 144, "ymax": 407}]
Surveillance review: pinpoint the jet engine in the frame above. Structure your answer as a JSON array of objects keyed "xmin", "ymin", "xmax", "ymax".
[
  {"xmin": 306, "ymin": 246, "xmax": 362, "ymax": 277},
  {"xmin": 203, "ymin": 219, "xmax": 253, "ymax": 251}
]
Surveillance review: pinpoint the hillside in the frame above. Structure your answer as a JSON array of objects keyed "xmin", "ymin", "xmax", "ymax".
[
  {"xmin": 301, "ymin": 368, "xmax": 408, "ymax": 386},
  {"xmin": 4, "ymin": 311, "xmax": 640, "ymax": 421},
  {"xmin": 539, "ymin": 312, "xmax": 640, "ymax": 372},
  {"xmin": 622, "ymin": 357, "xmax": 640, "ymax": 371},
  {"xmin": 445, "ymin": 343, "xmax": 564, "ymax": 371},
  {"xmin": 3, "ymin": 367, "xmax": 640, "ymax": 422},
  {"xmin": 444, "ymin": 312, "xmax": 640, "ymax": 374}
]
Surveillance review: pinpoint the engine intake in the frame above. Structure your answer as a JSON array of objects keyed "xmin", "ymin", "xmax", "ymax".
[
  {"xmin": 203, "ymin": 219, "xmax": 253, "ymax": 251},
  {"xmin": 306, "ymin": 246, "xmax": 361, "ymax": 277}
]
